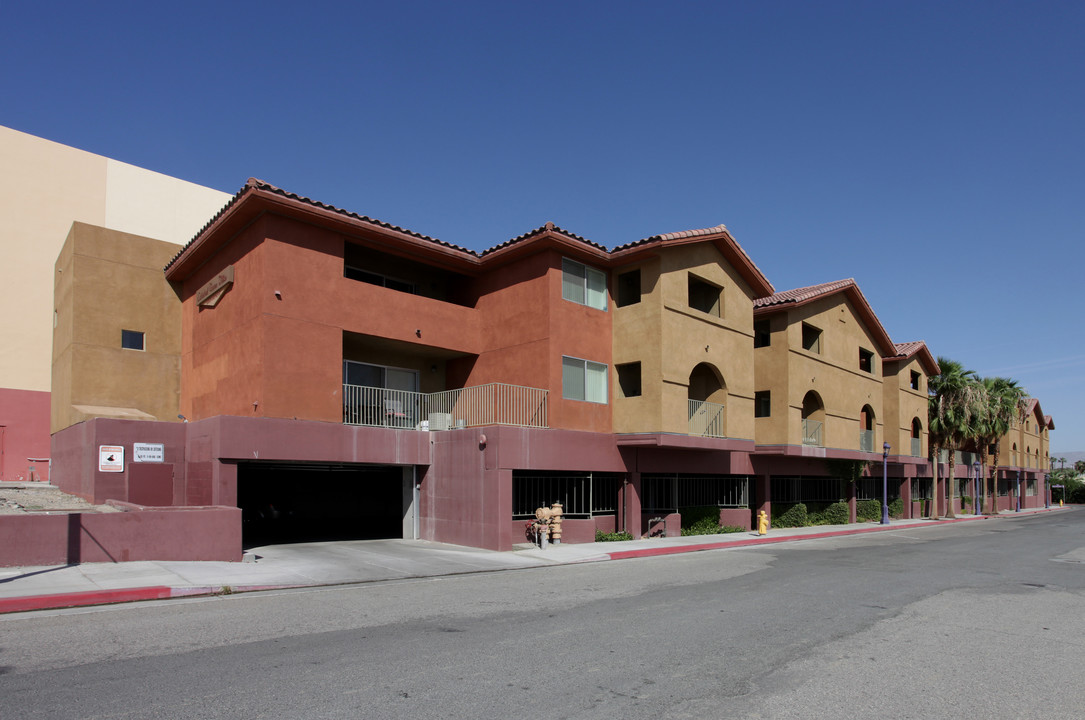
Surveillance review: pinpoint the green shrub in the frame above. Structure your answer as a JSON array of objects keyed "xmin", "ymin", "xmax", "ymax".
[
  {"xmin": 888, "ymin": 498, "xmax": 904, "ymax": 518},
  {"xmin": 774, "ymin": 503, "xmax": 808, "ymax": 528},
  {"xmin": 679, "ymin": 506, "xmax": 720, "ymax": 536},
  {"xmin": 856, "ymin": 499, "xmax": 881, "ymax": 522},
  {"xmin": 595, "ymin": 529, "xmax": 633, "ymax": 542},
  {"xmin": 820, "ymin": 501, "xmax": 850, "ymax": 525},
  {"xmin": 679, "ymin": 506, "xmax": 750, "ymax": 536}
]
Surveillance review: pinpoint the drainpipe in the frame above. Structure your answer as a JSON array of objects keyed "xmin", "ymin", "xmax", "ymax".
[{"xmin": 412, "ymin": 466, "xmax": 420, "ymax": 539}]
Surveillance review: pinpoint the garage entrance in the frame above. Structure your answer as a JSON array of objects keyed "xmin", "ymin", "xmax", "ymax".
[{"xmin": 238, "ymin": 462, "xmax": 415, "ymax": 548}]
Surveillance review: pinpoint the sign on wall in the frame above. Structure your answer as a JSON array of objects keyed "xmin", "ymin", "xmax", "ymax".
[
  {"xmin": 99, "ymin": 445, "xmax": 124, "ymax": 473},
  {"xmin": 196, "ymin": 265, "xmax": 234, "ymax": 308},
  {"xmin": 133, "ymin": 443, "xmax": 165, "ymax": 463}
]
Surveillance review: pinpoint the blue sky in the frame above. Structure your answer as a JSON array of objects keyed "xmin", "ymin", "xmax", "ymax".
[{"xmin": 3, "ymin": 1, "xmax": 1083, "ymax": 450}]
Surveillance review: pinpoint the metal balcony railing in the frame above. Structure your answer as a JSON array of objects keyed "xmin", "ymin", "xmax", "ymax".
[
  {"xmin": 802, "ymin": 419, "xmax": 823, "ymax": 446},
  {"xmin": 688, "ymin": 399, "xmax": 726, "ymax": 438},
  {"xmin": 343, "ymin": 382, "xmax": 548, "ymax": 430},
  {"xmin": 859, "ymin": 429, "xmax": 874, "ymax": 453},
  {"xmin": 911, "ymin": 438, "xmax": 921, "ymax": 457}
]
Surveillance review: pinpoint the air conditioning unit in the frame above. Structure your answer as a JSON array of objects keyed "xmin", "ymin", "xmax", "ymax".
[{"xmin": 428, "ymin": 413, "xmax": 452, "ymax": 431}]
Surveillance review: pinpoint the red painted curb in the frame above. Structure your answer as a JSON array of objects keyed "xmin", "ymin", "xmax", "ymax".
[
  {"xmin": 605, "ymin": 515, "xmax": 989, "ymax": 561},
  {"xmin": 0, "ymin": 586, "xmax": 173, "ymax": 614}
]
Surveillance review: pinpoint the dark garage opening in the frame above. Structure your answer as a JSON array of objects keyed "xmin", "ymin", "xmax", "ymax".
[{"xmin": 238, "ymin": 462, "xmax": 410, "ymax": 548}]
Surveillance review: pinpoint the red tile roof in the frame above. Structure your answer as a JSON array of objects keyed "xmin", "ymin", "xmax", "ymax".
[
  {"xmin": 753, "ymin": 278, "xmax": 897, "ymax": 357},
  {"xmin": 753, "ymin": 278, "xmax": 856, "ymax": 308},
  {"xmin": 893, "ymin": 341, "xmax": 940, "ymax": 376},
  {"xmin": 480, "ymin": 221, "xmax": 606, "ymax": 258},
  {"xmin": 165, "ymin": 178, "xmax": 474, "ymax": 273},
  {"xmin": 612, "ymin": 224, "xmax": 774, "ymax": 297}
]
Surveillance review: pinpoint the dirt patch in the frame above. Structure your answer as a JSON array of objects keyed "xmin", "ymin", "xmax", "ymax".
[{"xmin": 0, "ymin": 484, "xmax": 120, "ymax": 515}]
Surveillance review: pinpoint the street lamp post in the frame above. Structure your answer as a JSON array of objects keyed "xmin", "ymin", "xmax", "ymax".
[
  {"xmin": 882, "ymin": 442, "xmax": 891, "ymax": 525},
  {"xmin": 973, "ymin": 460, "xmax": 981, "ymax": 516},
  {"xmin": 1044, "ymin": 473, "xmax": 1050, "ymax": 509}
]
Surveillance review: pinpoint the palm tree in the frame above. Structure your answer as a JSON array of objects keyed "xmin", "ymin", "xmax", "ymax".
[
  {"xmin": 973, "ymin": 377, "xmax": 1028, "ymax": 515},
  {"xmin": 928, "ymin": 358, "xmax": 981, "ymax": 519}
]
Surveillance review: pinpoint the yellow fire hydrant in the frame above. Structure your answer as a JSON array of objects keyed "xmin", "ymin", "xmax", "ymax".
[{"xmin": 757, "ymin": 510, "xmax": 769, "ymax": 536}]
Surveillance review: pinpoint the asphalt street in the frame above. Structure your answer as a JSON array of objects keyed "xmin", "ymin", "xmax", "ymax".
[{"xmin": 1, "ymin": 511, "xmax": 1081, "ymax": 719}]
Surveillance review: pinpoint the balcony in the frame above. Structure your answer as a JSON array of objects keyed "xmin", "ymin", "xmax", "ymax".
[
  {"xmin": 859, "ymin": 429, "xmax": 874, "ymax": 453},
  {"xmin": 911, "ymin": 438, "xmax": 921, "ymax": 457},
  {"xmin": 802, "ymin": 419, "xmax": 823, "ymax": 446},
  {"xmin": 343, "ymin": 382, "xmax": 548, "ymax": 430},
  {"xmin": 688, "ymin": 399, "xmax": 725, "ymax": 438}
]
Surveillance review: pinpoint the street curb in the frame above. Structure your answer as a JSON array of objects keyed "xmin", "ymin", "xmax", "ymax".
[{"xmin": 0, "ymin": 586, "xmax": 174, "ymax": 614}]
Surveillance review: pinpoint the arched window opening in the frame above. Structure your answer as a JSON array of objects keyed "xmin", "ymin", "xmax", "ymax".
[
  {"xmin": 859, "ymin": 405, "xmax": 876, "ymax": 452},
  {"xmin": 687, "ymin": 363, "xmax": 727, "ymax": 438},
  {"xmin": 801, "ymin": 391, "xmax": 824, "ymax": 447}
]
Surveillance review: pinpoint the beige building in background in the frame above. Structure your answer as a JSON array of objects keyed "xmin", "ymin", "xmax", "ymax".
[{"xmin": 0, "ymin": 125, "xmax": 229, "ymax": 479}]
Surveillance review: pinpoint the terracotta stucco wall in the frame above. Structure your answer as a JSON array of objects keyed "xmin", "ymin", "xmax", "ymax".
[
  {"xmin": 548, "ymin": 253, "xmax": 613, "ymax": 433},
  {"xmin": 182, "ymin": 215, "xmax": 484, "ymax": 423}
]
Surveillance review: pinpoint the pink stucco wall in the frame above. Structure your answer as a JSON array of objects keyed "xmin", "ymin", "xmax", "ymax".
[
  {"xmin": 0, "ymin": 388, "xmax": 51, "ymax": 482},
  {"xmin": 0, "ymin": 505, "xmax": 241, "ymax": 567}
]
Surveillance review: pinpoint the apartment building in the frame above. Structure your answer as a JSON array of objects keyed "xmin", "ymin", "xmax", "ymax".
[{"xmin": 46, "ymin": 179, "xmax": 1053, "ymax": 559}]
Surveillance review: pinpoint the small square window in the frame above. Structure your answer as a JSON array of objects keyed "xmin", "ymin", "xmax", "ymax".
[
  {"xmin": 754, "ymin": 320, "xmax": 771, "ymax": 348},
  {"xmin": 616, "ymin": 362, "xmax": 642, "ymax": 397},
  {"xmin": 121, "ymin": 330, "xmax": 145, "ymax": 351},
  {"xmin": 910, "ymin": 371, "xmax": 921, "ymax": 391},
  {"xmin": 688, "ymin": 274, "xmax": 721, "ymax": 317},
  {"xmin": 859, "ymin": 348, "xmax": 874, "ymax": 373},
  {"xmin": 801, "ymin": 323, "xmax": 822, "ymax": 353},
  {"xmin": 685, "ymin": 274, "xmax": 720, "ymax": 316},
  {"xmin": 616, "ymin": 270, "xmax": 641, "ymax": 308},
  {"xmin": 755, "ymin": 391, "xmax": 771, "ymax": 418}
]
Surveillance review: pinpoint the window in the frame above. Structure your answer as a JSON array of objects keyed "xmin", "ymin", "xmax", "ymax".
[
  {"xmin": 616, "ymin": 269, "xmax": 641, "ymax": 307},
  {"xmin": 562, "ymin": 356, "xmax": 608, "ymax": 403},
  {"xmin": 801, "ymin": 323, "xmax": 822, "ymax": 353},
  {"xmin": 687, "ymin": 274, "xmax": 721, "ymax": 317},
  {"xmin": 859, "ymin": 348, "xmax": 874, "ymax": 373},
  {"xmin": 910, "ymin": 371, "xmax": 921, "ymax": 391},
  {"xmin": 121, "ymin": 329, "xmax": 144, "ymax": 351},
  {"xmin": 616, "ymin": 362, "xmax": 642, "ymax": 397},
  {"xmin": 512, "ymin": 471, "xmax": 624, "ymax": 519},
  {"xmin": 754, "ymin": 320, "xmax": 771, "ymax": 348},
  {"xmin": 342, "ymin": 361, "xmax": 418, "ymax": 393},
  {"xmin": 344, "ymin": 265, "xmax": 416, "ymax": 294},
  {"xmin": 755, "ymin": 391, "xmax": 771, "ymax": 418},
  {"xmin": 562, "ymin": 258, "xmax": 607, "ymax": 311}
]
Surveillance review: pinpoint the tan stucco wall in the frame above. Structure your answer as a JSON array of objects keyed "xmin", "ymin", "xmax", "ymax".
[
  {"xmin": 755, "ymin": 295, "xmax": 886, "ymax": 451},
  {"xmin": 882, "ymin": 356, "xmax": 929, "ymax": 458},
  {"xmin": 612, "ymin": 243, "xmax": 758, "ymax": 439},
  {"xmin": 1, "ymin": 125, "xmax": 229, "ymax": 394},
  {"xmin": 51, "ymin": 223, "xmax": 184, "ymax": 432}
]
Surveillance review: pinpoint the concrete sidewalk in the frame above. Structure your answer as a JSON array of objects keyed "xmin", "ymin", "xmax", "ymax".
[{"xmin": 0, "ymin": 506, "xmax": 1068, "ymax": 614}]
